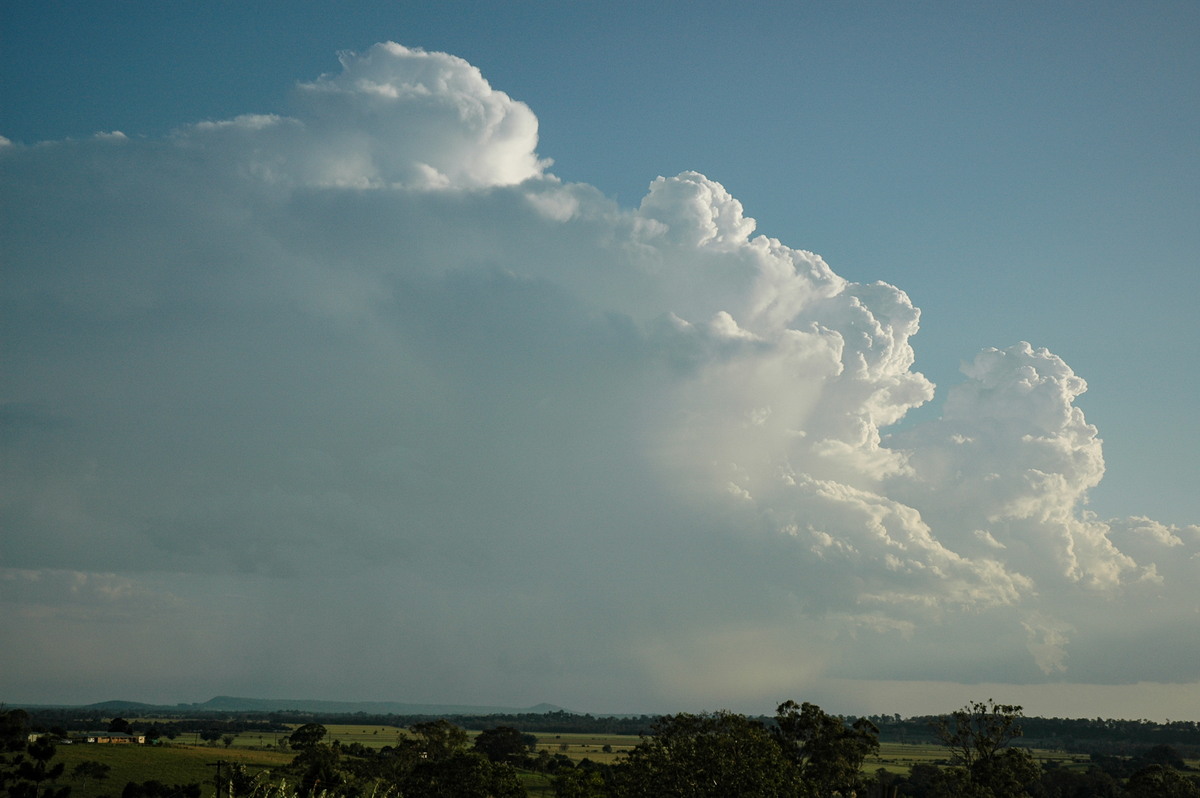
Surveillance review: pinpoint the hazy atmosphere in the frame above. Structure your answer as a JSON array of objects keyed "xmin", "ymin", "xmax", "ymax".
[{"xmin": 2, "ymin": 2, "xmax": 1198, "ymax": 720}]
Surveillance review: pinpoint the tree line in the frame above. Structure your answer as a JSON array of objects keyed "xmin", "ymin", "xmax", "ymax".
[
  {"xmin": 5, "ymin": 700, "xmax": 1200, "ymax": 797},
  {"xmin": 22, "ymin": 705, "xmax": 1200, "ymax": 754},
  {"xmin": 21, "ymin": 709, "xmax": 656, "ymax": 739},
  {"xmin": 231, "ymin": 702, "xmax": 1200, "ymax": 797}
]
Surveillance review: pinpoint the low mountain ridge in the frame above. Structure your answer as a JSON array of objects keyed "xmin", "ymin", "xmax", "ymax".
[
  {"xmin": 65, "ymin": 696, "xmax": 571, "ymax": 716},
  {"xmin": 194, "ymin": 696, "xmax": 569, "ymax": 715}
]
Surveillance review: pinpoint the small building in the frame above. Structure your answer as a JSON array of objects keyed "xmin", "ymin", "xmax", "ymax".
[{"xmin": 81, "ymin": 732, "xmax": 146, "ymax": 744}]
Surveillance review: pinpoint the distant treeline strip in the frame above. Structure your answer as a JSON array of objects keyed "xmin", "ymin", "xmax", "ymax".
[{"xmin": 18, "ymin": 707, "xmax": 1200, "ymax": 751}]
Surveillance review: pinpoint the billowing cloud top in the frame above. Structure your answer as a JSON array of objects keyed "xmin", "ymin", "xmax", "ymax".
[
  {"xmin": 1, "ymin": 43, "xmax": 1196, "ymax": 710},
  {"xmin": 191, "ymin": 42, "xmax": 547, "ymax": 189}
]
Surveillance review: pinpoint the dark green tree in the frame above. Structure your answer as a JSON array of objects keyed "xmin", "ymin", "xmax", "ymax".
[
  {"xmin": 553, "ymin": 766, "xmax": 607, "ymax": 798},
  {"xmin": 407, "ymin": 720, "xmax": 469, "ymax": 761},
  {"xmin": 365, "ymin": 740, "xmax": 425, "ymax": 787},
  {"xmin": 932, "ymin": 700, "xmax": 1022, "ymax": 770},
  {"xmin": 290, "ymin": 742, "xmax": 343, "ymax": 795},
  {"xmin": 969, "ymin": 748, "xmax": 1042, "ymax": 797},
  {"xmin": 890, "ymin": 761, "xmax": 944, "ymax": 797},
  {"xmin": 1125, "ymin": 764, "xmax": 1200, "ymax": 798},
  {"xmin": 401, "ymin": 751, "xmax": 524, "ymax": 798},
  {"xmin": 222, "ymin": 762, "xmax": 261, "ymax": 798},
  {"xmin": 1037, "ymin": 764, "xmax": 1120, "ymax": 798},
  {"xmin": 0, "ymin": 709, "xmax": 30, "ymax": 750},
  {"xmin": 1138, "ymin": 744, "xmax": 1188, "ymax": 770},
  {"xmin": 930, "ymin": 700, "xmax": 1042, "ymax": 798},
  {"xmin": 612, "ymin": 710, "xmax": 800, "ymax": 797},
  {"xmin": 772, "ymin": 700, "xmax": 880, "ymax": 796},
  {"xmin": 106, "ymin": 718, "xmax": 133, "ymax": 735},
  {"xmin": 1, "ymin": 709, "xmax": 30, "ymax": 794},
  {"xmin": 473, "ymin": 726, "xmax": 536, "ymax": 764},
  {"xmin": 6, "ymin": 736, "xmax": 71, "ymax": 798},
  {"xmin": 287, "ymin": 723, "xmax": 328, "ymax": 751}
]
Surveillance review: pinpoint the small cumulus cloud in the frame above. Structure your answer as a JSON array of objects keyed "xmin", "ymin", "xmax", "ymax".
[
  {"xmin": 1, "ymin": 42, "xmax": 1196, "ymax": 709},
  {"xmin": 1021, "ymin": 611, "xmax": 1074, "ymax": 675}
]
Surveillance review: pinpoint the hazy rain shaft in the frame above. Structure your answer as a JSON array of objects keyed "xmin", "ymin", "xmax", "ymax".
[{"xmin": 2, "ymin": 43, "xmax": 1198, "ymax": 711}]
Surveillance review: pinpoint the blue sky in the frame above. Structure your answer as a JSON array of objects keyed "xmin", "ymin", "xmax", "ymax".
[{"xmin": 2, "ymin": 2, "xmax": 1198, "ymax": 719}]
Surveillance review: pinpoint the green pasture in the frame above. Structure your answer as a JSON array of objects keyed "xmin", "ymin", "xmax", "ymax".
[
  {"xmin": 172, "ymin": 730, "xmax": 291, "ymax": 750},
  {"xmin": 866, "ymin": 741, "xmax": 948, "ymax": 774},
  {"xmin": 238, "ymin": 724, "xmax": 638, "ymax": 762},
  {"xmin": 517, "ymin": 770, "xmax": 555, "ymax": 797},
  {"xmin": 867, "ymin": 741, "xmax": 1096, "ymax": 775},
  {"xmin": 51, "ymin": 727, "xmax": 633, "ymax": 797},
  {"xmin": 174, "ymin": 724, "xmax": 404, "ymax": 750},
  {"xmin": 529, "ymin": 732, "xmax": 639, "ymax": 765},
  {"xmin": 291, "ymin": 724, "xmax": 404, "ymax": 750},
  {"xmin": 55, "ymin": 742, "xmax": 291, "ymax": 798},
  {"xmin": 49, "ymin": 731, "xmax": 1152, "ymax": 797}
]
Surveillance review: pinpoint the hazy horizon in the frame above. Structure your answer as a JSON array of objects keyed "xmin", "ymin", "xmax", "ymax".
[{"xmin": 9, "ymin": 687, "xmax": 1200, "ymax": 724}]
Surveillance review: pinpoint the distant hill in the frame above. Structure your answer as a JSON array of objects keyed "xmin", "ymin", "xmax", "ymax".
[
  {"xmin": 190, "ymin": 696, "xmax": 570, "ymax": 715},
  {"xmin": 63, "ymin": 696, "xmax": 570, "ymax": 716},
  {"xmin": 80, "ymin": 700, "xmax": 161, "ymax": 712}
]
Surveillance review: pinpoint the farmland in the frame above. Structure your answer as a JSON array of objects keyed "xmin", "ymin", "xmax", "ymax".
[
  {"xmin": 12, "ymin": 703, "xmax": 1200, "ymax": 798},
  {"xmin": 54, "ymin": 743, "xmax": 291, "ymax": 798},
  {"xmin": 52, "ymin": 726, "xmax": 1106, "ymax": 798},
  {"xmin": 49, "ymin": 725, "xmax": 636, "ymax": 798}
]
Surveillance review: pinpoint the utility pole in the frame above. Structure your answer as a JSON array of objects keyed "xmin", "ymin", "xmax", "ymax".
[{"xmin": 206, "ymin": 760, "xmax": 226, "ymax": 798}]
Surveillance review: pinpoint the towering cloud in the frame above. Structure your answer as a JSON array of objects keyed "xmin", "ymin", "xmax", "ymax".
[
  {"xmin": 1, "ymin": 43, "xmax": 1196, "ymax": 711},
  {"xmin": 179, "ymin": 42, "xmax": 547, "ymax": 190}
]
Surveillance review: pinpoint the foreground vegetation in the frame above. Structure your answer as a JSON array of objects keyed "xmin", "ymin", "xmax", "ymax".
[{"xmin": 4, "ymin": 700, "xmax": 1199, "ymax": 797}]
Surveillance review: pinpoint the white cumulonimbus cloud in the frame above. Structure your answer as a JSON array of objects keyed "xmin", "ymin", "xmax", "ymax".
[{"xmin": 1, "ymin": 42, "xmax": 1197, "ymax": 710}]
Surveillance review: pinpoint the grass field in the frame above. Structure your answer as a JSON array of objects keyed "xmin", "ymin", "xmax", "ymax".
[
  {"xmin": 53, "ymin": 726, "xmax": 634, "ymax": 797},
  {"xmin": 164, "ymin": 724, "xmax": 406, "ymax": 751},
  {"xmin": 528, "ymin": 731, "xmax": 638, "ymax": 765},
  {"xmin": 517, "ymin": 770, "xmax": 555, "ymax": 797},
  {"xmin": 52, "ymin": 728, "xmax": 1179, "ymax": 797},
  {"xmin": 55, "ymin": 742, "xmax": 291, "ymax": 798},
  {"xmin": 867, "ymin": 741, "xmax": 1103, "ymax": 775},
  {"xmin": 867, "ymin": 741, "xmax": 949, "ymax": 774}
]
